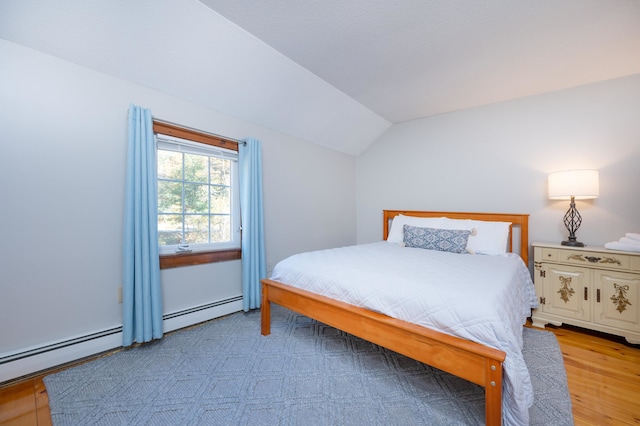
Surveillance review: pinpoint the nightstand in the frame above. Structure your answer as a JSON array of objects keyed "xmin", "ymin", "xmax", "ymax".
[{"xmin": 531, "ymin": 242, "xmax": 640, "ymax": 344}]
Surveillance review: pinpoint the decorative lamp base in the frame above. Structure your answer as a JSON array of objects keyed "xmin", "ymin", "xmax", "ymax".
[
  {"xmin": 561, "ymin": 196, "xmax": 585, "ymax": 247},
  {"xmin": 561, "ymin": 240, "xmax": 585, "ymax": 247}
]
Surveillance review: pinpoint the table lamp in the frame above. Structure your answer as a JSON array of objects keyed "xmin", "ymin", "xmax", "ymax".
[{"xmin": 548, "ymin": 169, "xmax": 599, "ymax": 247}]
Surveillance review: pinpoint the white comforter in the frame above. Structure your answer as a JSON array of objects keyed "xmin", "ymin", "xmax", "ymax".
[{"xmin": 271, "ymin": 242, "xmax": 538, "ymax": 426}]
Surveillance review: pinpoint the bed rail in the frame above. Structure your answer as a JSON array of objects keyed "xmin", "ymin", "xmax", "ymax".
[{"xmin": 261, "ymin": 279, "xmax": 506, "ymax": 425}]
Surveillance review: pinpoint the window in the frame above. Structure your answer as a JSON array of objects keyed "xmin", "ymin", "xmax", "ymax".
[{"xmin": 153, "ymin": 121, "xmax": 241, "ymax": 268}]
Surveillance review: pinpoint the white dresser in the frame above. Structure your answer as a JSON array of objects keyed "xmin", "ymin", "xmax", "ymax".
[{"xmin": 531, "ymin": 242, "xmax": 640, "ymax": 344}]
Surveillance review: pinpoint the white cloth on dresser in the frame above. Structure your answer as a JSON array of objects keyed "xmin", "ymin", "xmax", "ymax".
[
  {"xmin": 605, "ymin": 233, "xmax": 640, "ymax": 252},
  {"xmin": 625, "ymin": 233, "xmax": 640, "ymax": 243}
]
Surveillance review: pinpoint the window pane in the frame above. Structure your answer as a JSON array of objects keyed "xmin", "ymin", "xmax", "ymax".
[
  {"xmin": 184, "ymin": 183, "xmax": 209, "ymax": 214},
  {"xmin": 158, "ymin": 214, "xmax": 183, "ymax": 245},
  {"xmin": 210, "ymin": 185, "xmax": 230, "ymax": 213},
  {"xmin": 158, "ymin": 181, "xmax": 182, "ymax": 213},
  {"xmin": 158, "ymin": 150, "xmax": 182, "ymax": 180},
  {"xmin": 211, "ymin": 215, "xmax": 231, "ymax": 243},
  {"xmin": 184, "ymin": 153, "xmax": 208, "ymax": 183},
  {"xmin": 156, "ymin": 131, "xmax": 239, "ymax": 252},
  {"xmin": 210, "ymin": 157, "xmax": 231, "ymax": 185},
  {"xmin": 184, "ymin": 215, "xmax": 209, "ymax": 244}
]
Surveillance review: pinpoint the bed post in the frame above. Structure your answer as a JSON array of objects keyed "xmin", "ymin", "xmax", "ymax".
[
  {"xmin": 261, "ymin": 281, "xmax": 271, "ymax": 336},
  {"xmin": 520, "ymin": 216, "xmax": 529, "ymax": 266},
  {"xmin": 485, "ymin": 360, "xmax": 503, "ymax": 426}
]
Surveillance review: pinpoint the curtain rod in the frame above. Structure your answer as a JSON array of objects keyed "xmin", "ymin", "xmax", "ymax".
[{"xmin": 153, "ymin": 118, "xmax": 246, "ymax": 145}]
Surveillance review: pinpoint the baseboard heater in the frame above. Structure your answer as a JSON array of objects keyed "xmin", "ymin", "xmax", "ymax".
[{"xmin": 0, "ymin": 295, "xmax": 243, "ymax": 384}]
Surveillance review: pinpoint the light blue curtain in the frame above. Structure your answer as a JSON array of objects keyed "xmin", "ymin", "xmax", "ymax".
[
  {"xmin": 238, "ymin": 138, "xmax": 266, "ymax": 311},
  {"xmin": 122, "ymin": 104, "xmax": 163, "ymax": 346}
]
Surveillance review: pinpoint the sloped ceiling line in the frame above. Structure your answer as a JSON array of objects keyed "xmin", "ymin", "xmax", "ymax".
[{"xmin": 1, "ymin": 0, "xmax": 639, "ymax": 155}]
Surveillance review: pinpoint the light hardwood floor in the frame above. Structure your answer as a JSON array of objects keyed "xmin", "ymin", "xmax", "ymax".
[{"xmin": 1, "ymin": 323, "xmax": 639, "ymax": 425}]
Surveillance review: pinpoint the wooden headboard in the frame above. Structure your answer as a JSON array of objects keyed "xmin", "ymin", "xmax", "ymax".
[{"xmin": 383, "ymin": 210, "xmax": 529, "ymax": 265}]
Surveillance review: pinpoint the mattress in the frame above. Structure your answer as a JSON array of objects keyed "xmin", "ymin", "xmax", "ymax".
[{"xmin": 271, "ymin": 241, "xmax": 538, "ymax": 425}]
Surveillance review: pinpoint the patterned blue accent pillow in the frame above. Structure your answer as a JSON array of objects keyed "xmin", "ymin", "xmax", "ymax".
[{"xmin": 403, "ymin": 225, "xmax": 471, "ymax": 254}]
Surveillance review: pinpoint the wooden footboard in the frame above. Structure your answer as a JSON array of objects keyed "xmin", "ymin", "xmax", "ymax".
[{"xmin": 261, "ymin": 279, "xmax": 506, "ymax": 426}]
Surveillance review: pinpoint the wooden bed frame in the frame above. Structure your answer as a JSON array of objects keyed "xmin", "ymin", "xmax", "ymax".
[{"xmin": 261, "ymin": 210, "xmax": 530, "ymax": 426}]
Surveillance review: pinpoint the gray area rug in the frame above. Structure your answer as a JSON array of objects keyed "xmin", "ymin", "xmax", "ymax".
[{"xmin": 44, "ymin": 306, "xmax": 573, "ymax": 425}]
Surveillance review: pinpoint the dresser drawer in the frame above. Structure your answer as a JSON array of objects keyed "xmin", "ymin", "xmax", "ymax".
[
  {"xmin": 558, "ymin": 249, "xmax": 629, "ymax": 270},
  {"xmin": 540, "ymin": 247, "xmax": 558, "ymax": 261}
]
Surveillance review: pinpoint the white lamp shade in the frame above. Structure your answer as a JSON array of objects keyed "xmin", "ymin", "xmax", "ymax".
[{"xmin": 548, "ymin": 170, "xmax": 599, "ymax": 200}]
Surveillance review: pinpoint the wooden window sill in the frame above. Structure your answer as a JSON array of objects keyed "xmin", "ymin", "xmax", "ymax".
[{"xmin": 159, "ymin": 248, "xmax": 241, "ymax": 269}]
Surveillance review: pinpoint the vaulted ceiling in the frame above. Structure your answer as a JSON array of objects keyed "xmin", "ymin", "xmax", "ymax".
[
  {"xmin": 201, "ymin": 0, "xmax": 640, "ymax": 123},
  {"xmin": 1, "ymin": 0, "xmax": 639, "ymax": 155}
]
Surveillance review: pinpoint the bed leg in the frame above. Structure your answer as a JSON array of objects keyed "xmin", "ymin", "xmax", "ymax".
[
  {"xmin": 485, "ymin": 361, "xmax": 503, "ymax": 426},
  {"xmin": 261, "ymin": 281, "xmax": 271, "ymax": 336}
]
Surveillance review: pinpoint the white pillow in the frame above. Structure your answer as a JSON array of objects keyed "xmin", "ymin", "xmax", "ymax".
[
  {"xmin": 439, "ymin": 218, "xmax": 511, "ymax": 255},
  {"xmin": 387, "ymin": 215, "xmax": 445, "ymax": 244}
]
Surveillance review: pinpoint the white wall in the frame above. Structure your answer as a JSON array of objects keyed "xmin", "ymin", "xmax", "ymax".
[
  {"xmin": 0, "ymin": 40, "xmax": 356, "ymax": 369},
  {"xmin": 356, "ymin": 74, "xmax": 640, "ymax": 260}
]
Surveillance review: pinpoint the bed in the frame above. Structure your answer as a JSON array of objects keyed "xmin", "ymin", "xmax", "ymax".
[{"xmin": 260, "ymin": 210, "xmax": 534, "ymax": 425}]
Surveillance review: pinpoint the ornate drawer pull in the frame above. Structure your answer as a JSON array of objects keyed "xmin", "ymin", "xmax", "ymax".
[{"xmin": 567, "ymin": 254, "xmax": 622, "ymax": 265}]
